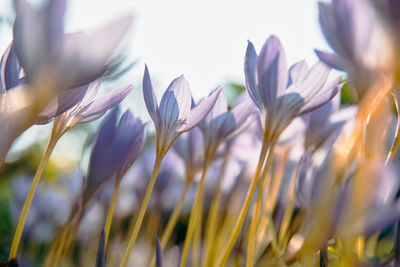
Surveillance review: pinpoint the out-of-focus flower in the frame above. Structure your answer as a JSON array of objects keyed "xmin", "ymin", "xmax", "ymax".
[
  {"xmin": 372, "ymin": 0, "xmax": 400, "ymax": 82},
  {"xmin": 13, "ymin": 0, "xmax": 133, "ymax": 90},
  {"xmin": 143, "ymin": 65, "xmax": 222, "ymax": 156},
  {"xmin": 199, "ymin": 90, "xmax": 256, "ymax": 158},
  {"xmin": 245, "ymin": 36, "xmax": 341, "ymax": 142},
  {"xmin": 316, "ymin": 0, "xmax": 391, "ymax": 98},
  {"xmin": 44, "ymin": 80, "xmax": 133, "ymax": 138},
  {"xmin": 302, "ymin": 93, "xmax": 357, "ymax": 150},
  {"xmin": 96, "ymin": 230, "xmax": 106, "ymax": 267},
  {"xmin": 83, "ymin": 108, "xmax": 146, "ymax": 206},
  {"xmin": 173, "ymin": 127, "xmax": 205, "ymax": 179},
  {"xmin": 155, "ymin": 233, "xmax": 163, "ymax": 267}
]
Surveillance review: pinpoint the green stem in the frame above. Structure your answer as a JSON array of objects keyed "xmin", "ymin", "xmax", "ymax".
[
  {"xmin": 180, "ymin": 159, "xmax": 211, "ymax": 267},
  {"xmin": 9, "ymin": 134, "xmax": 58, "ymax": 260},
  {"xmin": 215, "ymin": 143, "xmax": 270, "ymax": 267},
  {"xmin": 104, "ymin": 176, "xmax": 122, "ymax": 245},
  {"xmin": 120, "ymin": 154, "xmax": 164, "ymax": 267}
]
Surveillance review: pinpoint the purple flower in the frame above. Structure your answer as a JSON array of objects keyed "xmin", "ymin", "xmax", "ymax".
[
  {"xmin": 199, "ymin": 90, "xmax": 257, "ymax": 157},
  {"xmin": 83, "ymin": 108, "xmax": 146, "ymax": 206},
  {"xmin": 13, "ymin": 0, "xmax": 133, "ymax": 90},
  {"xmin": 302, "ymin": 93, "xmax": 357, "ymax": 150},
  {"xmin": 143, "ymin": 65, "xmax": 222, "ymax": 156},
  {"xmin": 316, "ymin": 0, "xmax": 389, "ymax": 98},
  {"xmin": 38, "ymin": 80, "xmax": 133, "ymax": 137},
  {"xmin": 245, "ymin": 36, "xmax": 341, "ymax": 141},
  {"xmin": 173, "ymin": 127, "xmax": 205, "ymax": 178}
]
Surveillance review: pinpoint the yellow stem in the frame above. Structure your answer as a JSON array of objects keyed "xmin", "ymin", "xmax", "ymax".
[
  {"xmin": 9, "ymin": 134, "xmax": 58, "ymax": 260},
  {"xmin": 104, "ymin": 177, "xmax": 122, "ymax": 245},
  {"xmin": 192, "ymin": 206, "xmax": 202, "ymax": 267},
  {"xmin": 149, "ymin": 181, "xmax": 191, "ymax": 267},
  {"xmin": 202, "ymin": 148, "xmax": 230, "ymax": 267},
  {"xmin": 120, "ymin": 154, "xmax": 163, "ymax": 267},
  {"xmin": 215, "ymin": 143, "xmax": 270, "ymax": 267},
  {"xmin": 161, "ymin": 181, "xmax": 190, "ymax": 248},
  {"xmin": 180, "ymin": 159, "xmax": 211, "ymax": 267},
  {"xmin": 247, "ymin": 143, "xmax": 275, "ymax": 267}
]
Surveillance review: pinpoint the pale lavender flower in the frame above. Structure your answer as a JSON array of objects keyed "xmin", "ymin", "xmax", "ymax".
[
  {"xmin": 245, "ymin": 36, "xmax": 341, "ymax": 142},
  {"xmin": 316, "ymin": 0, "xmax": 390, "ymax": 98},
  {"xmin": 12, "ymin": 0, "xmax": 133, "ymax": 90},
  {"xmin": 143, "ymin": 65, "xmax": 222, "ymax": 156},
  {"xmin": 45, "ymin": 80, "xmax": 133, "ymax": 138},
  {"xmin": 173, "ymin": 127, "xmax": 205, "ymax": 177},
  {"xmin": 302, "ymin": 93, "xmax": 357, "ymax": 150},
  {"xmin": 199, "ymin": 90, "xmax": 257, "ymax": 157},
  {"xmin": 83, "ymin": 108, "xmax": 146, "ymax": 206}
]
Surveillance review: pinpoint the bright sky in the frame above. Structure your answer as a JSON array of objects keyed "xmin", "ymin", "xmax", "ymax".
[
  {"xmin": 67, "ymin": 0, "xmax": 329, "ymax": 99},
  {"xmin": 0, "ymin": 0, "xmax": 332, "ymax": 162},
  {"xmin": 1, "ymin": 0, "xmax": 330, "ymax": 99}
]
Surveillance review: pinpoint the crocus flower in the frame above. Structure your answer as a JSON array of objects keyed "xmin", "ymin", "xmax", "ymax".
[
  {"xmin": 83, "ymin": 108, "xmax": 146, "ymax": 206},
  {"xmin": 316, "ymin": 0, "xmax": 391, "ymax": 99},
  {"xmin": 245, "ymin": 36, "xmax": 341, "ymax": 142},
  {"xmin": 173, "ymin": 127, "xmax": 205, "ymax": 180},
  {"xmin": 302, "ymin": 93, "xmax": 357, "ymax": 150},
  {"xmin": 43, "ymin": 80, "xmax": 134, "ymax": 139},
  {"xmin": 143, "ymin": 65, "xmax": 222, "ymax": 156},
  {"xmin": 199, "ymin": 90, "xmax": 257, "ymax": 158},
  {"xmin": 12, "ymin": 0, "xmax": 133, "ymax": 90}
]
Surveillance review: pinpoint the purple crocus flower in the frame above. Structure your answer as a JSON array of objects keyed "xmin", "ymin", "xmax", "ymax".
[
  {"xmin": 245, "ymin": 36, "xmax": 341, "ymax": 142},
  {"xmin": 12, "ymin": 0, "xmax": 133, "ymax": 90},
  {"xmin": 302, "ymin": 93, "xmax": 357, "ymax": 150},
  {"xmin": 316, "ymin": 0, "xmax": 390, "ymax": 98},
  {"xmin": 199, "ymin": 90, "xmax": 257, "ymax": 157},
  {"xmin": 173, "ymin": 127, "xmax": 205, "ymax": 179},
  {"xmin": 83, "ymin": 108, "xmax": 146, "ymax": 206},
  {"xmin": 143, "ymin": 65, "xmax": 222, "ymax": 156},
  {"xmin": 38, "ymin": 80, "xmax": 134, "ymax": 137}
]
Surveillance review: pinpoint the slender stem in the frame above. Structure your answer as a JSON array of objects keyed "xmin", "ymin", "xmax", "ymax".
[
  {"xmin": 215, "ymin": 143, "xmax": 270, "ymax": 267},
  {"xmin": 104, "ymin": 176, "xmax": 122, "ymax": 245},
  {"xmin": 161, "ymin": 181, "xmax": 190, "ymax": 248},
  {"xmin": 247, "ymin": 143, "xmax": 274, "ymax": 267},
  {"xmin": 149, "ymin": 181, "xmax": 191, "ymax": 267},
  {"xmin": 120, "ymin": 154, "xmax": 164, "ymax": 267},
  {"xmin": 9, "ymin": 135, "xmax": 58, "ymax": 260},
  {"xmin": 202, "ymin": 147, "xmax": 230, "ymax": 267},
  {"xmin": 180, "ymin": 159, "xmax": 211, "ymax": 267},
  {"xmin": 192, "ymin": 205, "xmax": 202, "ymax": 267}
]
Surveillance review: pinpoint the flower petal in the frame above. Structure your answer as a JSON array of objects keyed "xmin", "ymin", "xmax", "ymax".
[
  {"xmin": 291, "ymin": 61, "xmax": 331, "ymax": 102},
  {"xmin": 315, "ymin": 50, "xmax": 345, "ymax": 70},
  {"xmin": 35, "ymin": 84, "xmax": 89, "ymax": 124},
  {"xmin": 143, "ymin": 65, "xmax": 161, "ymax": 126},
  {"xmin": 159, "ymin": 75, "xmax": 192, "ymax": 132},
  {"xmin": 79, "ymin": 84, "xmax": 133, "ymax": 123},
  {"xmin": 244, "ymin": 41, "xmax": 262, "ymax": 110},
  {"xmin": 298, "ymin": 77, "xmax": 341, "ymax": 116},
  {"xmin": 177, "ymin": 86, "xmax": 222, "ymax": 132},
  {"xmin": 0, "ymin": 42, "xmax": 21, "ymax": 92},
  {"xmin": 257, "ymin": 35, "xmax": 288, "ymax": 108},
  {"xmin": 288, "ymin": 60, "xmax": 309, "ymax": 86}
]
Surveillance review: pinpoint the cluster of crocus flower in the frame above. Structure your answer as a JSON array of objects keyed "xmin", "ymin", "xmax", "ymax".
[{"xmin": 3, "ymin": 0, "xmax": 400, "ymax": 266}]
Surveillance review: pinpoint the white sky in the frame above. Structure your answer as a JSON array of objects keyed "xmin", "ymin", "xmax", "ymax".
[
  {"xmin": 0, "ymin": 0, "xmax": 333, "ymax": 161},
  {"xmin": 1, "ymin": 0, "xmax": 331, "ymax": 99}
]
